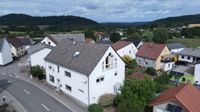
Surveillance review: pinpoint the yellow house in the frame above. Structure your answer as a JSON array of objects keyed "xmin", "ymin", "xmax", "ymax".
[{"xmin": 136, "ymin": 42, "xmax": 171, "ymax": 70}]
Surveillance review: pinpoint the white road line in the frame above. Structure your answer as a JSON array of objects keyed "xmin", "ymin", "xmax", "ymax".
[
  {"xmin": 23, "ymin": 89, "xmax": 31, "ymax": 95},
  {"xmin": 41, "ymin": 104, "xmax": 50, "ymax": 111}
]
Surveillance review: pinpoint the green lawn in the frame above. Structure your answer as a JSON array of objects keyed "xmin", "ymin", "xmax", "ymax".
[{"xmin": 167, "ymin": 38, "xmax": 200, "ymax": 48}]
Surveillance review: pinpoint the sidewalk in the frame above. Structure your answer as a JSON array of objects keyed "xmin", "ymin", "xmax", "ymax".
[
  {"xmin": 17, "ymin": 71, "xmax": 88, "ymax": 112},
  {"xmin": 0, "ymin": 89, "xmax": 27, "ymax": 112}
]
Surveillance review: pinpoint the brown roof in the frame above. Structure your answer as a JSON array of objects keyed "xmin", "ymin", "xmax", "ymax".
[
  {"xmin": 136, "ymin": 42, "xmax": 166, "ymax": 60},
  {"xmin": 149, "ymin": 83, "xmax": 200, "ymax": 112},
  {"xmin": 112, "ymin": 41, "xmax": 132, "ymax": 51},
  {"xmin": 7, "ymin": 37, "xmax": 23, "ymax": 48},
  {"xmin": 129, "ymin": 73, "xmax": 145, "ymax": 79}
]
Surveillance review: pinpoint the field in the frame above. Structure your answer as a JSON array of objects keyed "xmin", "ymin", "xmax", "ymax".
[{"xmin": 167, "ymin": 38, "xmax": 200, "ymax": 48}]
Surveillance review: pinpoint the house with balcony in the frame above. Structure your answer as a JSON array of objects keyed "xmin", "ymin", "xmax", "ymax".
[
  {"xmin": 112, "ymin": 40, "xmax": 137, "ymax": 59},
  {"xmin": 44, "ymin": 40, "xmax": 125, "ymax": 105},
  {"xmin": 136, "ymin": 42, "xmax": 171, "ymax": 70},
  {"xmin": 41, "ymin": 34, "xmax": 85, "ymax": 47},
  {"xmin": 160, "ymin": 54, "xmax": 176, "ymax": 71},
  {"xmin": 178, "ymin": 48, "xmax": 200, "ymax": 64},
  {"xmin": 149, "ymin": 83, "xmax": 200, "ymax": 112}
]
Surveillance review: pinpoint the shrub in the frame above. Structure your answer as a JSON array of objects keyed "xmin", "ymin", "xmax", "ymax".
[
  {"xmin": 99, "ymin": 94, "xmax": 114, "ymax": 107},
  {"xmin": 122, "ymin": 55, "xmax": 133, "ymax": 64},
  {"xmin": 154, "ymin": 73, "xmax": 170, "ymax": 85},
  {"xmin": 88, "ymin": 104, "xmax": 103, "ymax": 112},
  {"xmin": 126, "ymin": 68, "xmax": 134, "ymax": 75},
  {"xmin": 145, "ymin": 67, "xmax": 157, "ymax": 76},
  {"xmin": 30, "ymin": 65, "xmax": 44, "ymax": 80}
]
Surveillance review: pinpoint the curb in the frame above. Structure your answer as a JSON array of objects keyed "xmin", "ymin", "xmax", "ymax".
[
  {"xmin": 15, "ymin": 73, "xmax": 76, "ymax": 112},
  {"xmin": 0, "ymin": 88, "xmax": 27, "ymax": 112}
]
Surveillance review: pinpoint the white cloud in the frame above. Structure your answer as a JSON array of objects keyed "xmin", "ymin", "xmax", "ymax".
[{"xmin": 0, "ymin": 0, "xmax": 199, "ymax": 22}]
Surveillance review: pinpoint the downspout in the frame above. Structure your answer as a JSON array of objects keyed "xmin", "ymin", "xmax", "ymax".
[{"xmin": 87, "ymin": 75, "xmax": 90, "ymax": 105}]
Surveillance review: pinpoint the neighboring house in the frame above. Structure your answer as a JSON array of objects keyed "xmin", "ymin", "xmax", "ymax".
[
  {"xmin": 44, "ymin": 40, "xmax": 125, "ymax": 105},
  {"xmin": 0, "ymin": 38, "xmax": 13, "ymax": 65},
  {"xmin": 96, "ymin": 40, "xmax": 112, "ymax": 45},
  {"xmin": 85, "ymin": 38, "xmax": 95, "ymax": 44},
  {"xmin": 29, "ymin": 43, "xmax": 53, "ymax": 68},
  {"xmin": 17, "ymin": 35, "xmax": 34, "ymax": 50},
  {"xmin": 7, "ymin": 37, "xmax": 26, "ymax": 57},
  {"xmin": 160, "ymin": 54, "xmax": 176, "ymax": 71},
  {"xmin": 178, "ymin": 48, "xmax": 200, "ymax": 64},
  {"xmin": 149, "ymin": 83, "xmax": 200, "ymax": 112},
  {"xmin": 194, "ymin": 61, "xmax": 200, "ymax": 85},
  {"xmin": 167, "ymin": 43, "xmax": 185, "ymax": 54},
  {"xmin": 127, "ymin": 39, "xmax": 143, "ymax": 49},
  {"xmin": 136, "ymin": 42, "xmax": 171, "ymax": 70},
  {"xmin": 41, "ymin": 34, "xmax": 85, "ymax": 47},
  {"xmin": 112, "ymin": 40, "xmax": 137, "ymax": 59}
]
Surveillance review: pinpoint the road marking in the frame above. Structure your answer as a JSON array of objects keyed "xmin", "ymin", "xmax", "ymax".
[
  {"xmin": 41, "ymin": 104, "xmax": 50, "ymax": 111},
  {"xmin": 24, "ymin": 89, "xmax": 31, "ymax": 95}
]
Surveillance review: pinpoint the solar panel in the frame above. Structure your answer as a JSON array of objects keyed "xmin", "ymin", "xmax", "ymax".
[{"xmin": 166, "ymin": 104, "xmax": 182, "ymax": 112}]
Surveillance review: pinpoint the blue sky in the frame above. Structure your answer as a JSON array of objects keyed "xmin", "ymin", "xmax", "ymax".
[{"xmin": 0, "ymin": 0, "xmax": 200, "ymax": 22}]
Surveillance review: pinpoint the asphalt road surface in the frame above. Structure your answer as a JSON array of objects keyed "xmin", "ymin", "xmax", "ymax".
[{"xmin": 0, "ymin": 73, "xmax": 73, "ymax": 112}]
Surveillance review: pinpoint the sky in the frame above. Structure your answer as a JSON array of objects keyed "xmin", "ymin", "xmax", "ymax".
[{"xmin": 0, "ymin": 0, "xmax": 200, "ymax": 22}]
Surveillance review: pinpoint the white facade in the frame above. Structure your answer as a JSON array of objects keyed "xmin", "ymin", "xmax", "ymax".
[
  {"xmin": 116, "ymin": 43, "xmax": 137, "ymax": 59},
  {"xmin": 10, "ymin": 45, "xmax": 26, "ymax": 57},
  {"xmin": 170, "ymin": 48, "xmax": 184, "ymax": 54},
  {"xmin": 153, "ymin": 101, "xmax": 184, "ymax": 112},
  {"xmin": 0, "ymin": 39, "xmax": 13, "ymax": 65},
  {"xmin": 160, "ymin": 62, "xmax": 175, "ymax": 71},
  {"xmin": 41, "ymin": 37, "xmax": 56, "ymax": 47},
  {"xmin": 178, "ymin": 54, "xmax": 194, "ymax": 63},
  {"xmin": 30, "ymin": 48, "xmax": 52, "ymax": 68},
  {"xmin": 194, "ymin": 63, "xmax": 200, "ymax": 85},
  {"xmin": 45, "ymin": 47, "xmax": 125, "ymax": 105}
]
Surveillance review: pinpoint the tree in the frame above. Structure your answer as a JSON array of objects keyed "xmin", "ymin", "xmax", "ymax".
[
  {"xmin": 145, "ymin": 67, "xmax": 157, "ymax": 76},
  {"xmin": 88, "ymin": 104, "xmax": 103, "ymax": 112},
  {"xmin": 110, "ymin": 33, "xmax": 120, "ymax": 43},
  {"xmin": 115, "ymin": 78, "xmax": 156, "ymax": 112},
  {"xmin": 84, "ymin": 28, "xmax": 96, "ymax": 41},
  {"xmin": 30, "ymin": 65, "xmax": 44, "ymax": 80},
  {"xmin": 153, "ymin": 28, "xmax": 169, "ymax": 43},
  {"xmin": 142, "ymin": 31, "xmax": 153, "ymax": 42}
]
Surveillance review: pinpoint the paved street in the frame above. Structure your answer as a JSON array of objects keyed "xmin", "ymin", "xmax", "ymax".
[{"xmin": 0, "ymin": 73, "xmax": 73, "ymax": 112}]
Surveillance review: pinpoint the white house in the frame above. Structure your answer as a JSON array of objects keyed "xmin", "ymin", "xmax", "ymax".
[
  {"xmin": 44, "ymin": 40, "xmax": 125, "ymax": 105},
  {"xmin": 160, "ymin": 54, "xmax": 176, "ymax": 71},
  {"xmin": 178, "ymin": 48, "xmax": 200, "ymax": 63},
  {"xmin": 194, "ymin": 62, "xmax": 200, "ymax": 85},
  {"xmin": 112, "ymin": 40, "xmax": 137, "ymax": 59},
  {"xmin": 0, "ymin": 38, "xmax": 13, "ymax": 65},
  {"xmin": 41, "ymin": 34, "xmax": 85, "ymax": 47},
  {"xmin": 29, "ymin": 44, "xmax": 52, "ymax": 68},
  {"xmin": 167, "ymin": 43, "xmax": 185, "ymax": 54},
  {"xmin": 7, "ymin": 37, "xmax": 27, "ymax": 57}
]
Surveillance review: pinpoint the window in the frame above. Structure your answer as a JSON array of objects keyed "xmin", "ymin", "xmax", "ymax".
[
  {"xmin": 65, "ymin": 71, "xmax": 71, "ymax": 77},
  {"xmin": 182, "ymin": 78, "xmax": 186, "ymax": 82},
  {"xmin": 181, "ymin": 55, "xmax": 184, "ymax": 59},
  {"xmin": 49, "ymin": 75, "xmax": 54, "ymax": 83},
  {"xmin": 65, "ymin": 84, "xmax": 72, "ymax": 91},
  {"xmin": 187, "ymin": 56, "xmax": 190, "ymax": 60},
  {"xmin": 105, "ymin": 53, "xmax": 115, "ymax": 69},
  {"xmin": 79, "ymin": 89, "xmax": 84, "ymax": 93},
  {"xmin": 144, "ymin": 61, "xmax": 148, "ymax": 65},
  {"xmin": 57, "ymin": 66, "xmax": 60, "ymax": 73},
  {"xmin": 168, "ymin": 64, "xmax": 170, "ymax": 68},
  {"xmin": 96, "ymin": 77, "xmax": 104, "ymax": 83},
  {"xmin": 48, "ymin": 42, "xmax": 51, "ymax": 45},
  {"xmin": 137, "ymin": 60, "xmax": 141, "ymax": 64},
  {"xmin": 129, "ymin": 50, "xmax": 131, "ymax": 54},
  {"xmin": 48, "ymin": 65, "xmax": 52, "ymax": 69},
  {"xmin": 114, "ymin": 72, "xmax": 117, "ymax": 76}
]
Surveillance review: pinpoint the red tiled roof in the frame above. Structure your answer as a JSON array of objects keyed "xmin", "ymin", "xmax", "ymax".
[
  {"xmin": 112, "ymin": 41, "xmax": 132, "ymax": 51},
  {"xmin": 149, "ymin": 83, "xmax": 200, "ymax": 112},
  {"xmin": 136, "ymin": 42, "xmax": 166, "ymax": 60},
  {"xmin": 129, "ymin": 73, "xmax": 145, "ymax": 79}
]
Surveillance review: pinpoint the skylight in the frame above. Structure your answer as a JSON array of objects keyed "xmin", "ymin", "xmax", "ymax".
[{"xmin": 73, "ymin": 51, "xmax": 80, "ymax": 57}]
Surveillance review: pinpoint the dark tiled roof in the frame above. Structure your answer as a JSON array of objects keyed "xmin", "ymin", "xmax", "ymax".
[
  {"xmin": 96, "ymin": 40, "xmax": 112, "ymax": 45},
  {"xmin": 179, "ymin": 48, "xmax": 200, "ymax": 57},
  {"xmin": 7, "ymin": 37, "xmax": 23, "ymax": 48},
  {"xmin": 167, "ymin": 43, "xmax": 185, "ymax": 50},
  {"xmin": 47, "ymin": 34, "xmax": 85, "ymax": 45},
  {"xmin": 112, "ymin": 41, "xmax": 132, "ymax": 51},
  {"xmin": 126, "ymin": 39, "xmax": 142, "ymax": 47},
  {"xmin": 136, "ymin": 42, "xmax": 166, "ymax": 60},
  {"xmin": 17, "ymin": 35, "xmax": 34, "ymax": 46},
  {"xmin": 149, "ymin": 83, "xmax": 200, "ymax": 112},
  {"xmin": 45, "ymin": 40, "xmax": 109, "ymax": 75},
  {"xmin": 27, "ymin": 43, "xmax": 53, "ymax": 55}
]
